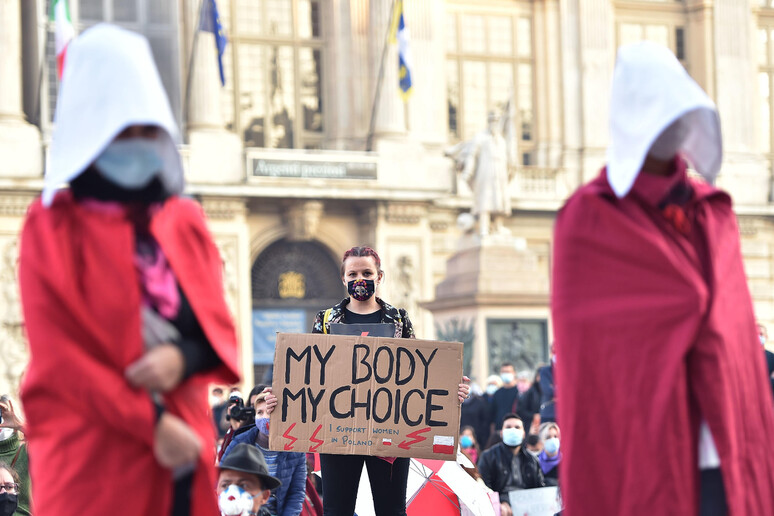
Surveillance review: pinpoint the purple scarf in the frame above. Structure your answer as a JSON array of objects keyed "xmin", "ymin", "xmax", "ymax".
[{"xmin": 538, "ymin": 450, "xmax": 562, "ymax": 474}]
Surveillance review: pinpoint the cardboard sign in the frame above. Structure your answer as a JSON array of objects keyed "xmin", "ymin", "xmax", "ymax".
[
  {"xmin": 269, "ymin": 332, "xmax": 463, "ymax": 460},
  {"xmin": 508, "ymin": 487, "xmax": 562, "ymax": 516}
]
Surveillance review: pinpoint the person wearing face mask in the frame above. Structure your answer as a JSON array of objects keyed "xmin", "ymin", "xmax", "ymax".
[
  {"xmin": 535, "ymin": 345, "xmax": 557, "ymax": 425},
  {"xmin": 537, "ymin": 423, "xmax": 561, "ymax": 487},
  {"xmin": 460, "ymin": 384, "xmax": 492, "ymax": 454},
  {"xmin": 491, "ymin": 363, "xmax": 520, "ymax": 436},
  {"xmin": 217, "ymin": 443, "xmax": 281, "ymax": 516},
  {"xmin": 553, "ymin": 42, "xmax": 774, "ymax": 516},
  {"xmin": 524, "ymin": 434, "xmax": 542, "ymax": 459},
  {"xmin": 0, "ymin": 463, "xmax": 20, "ymax": 516},
  {"xmin": 459, "ymin": 426, "xmax": 481, "ymax": 465},
  {"xmin": 478, "ymin": 414, "xmax": 544, "ymax": 516},
  {"xmin": 263, "ymin": 245, "xmax": 471, "ymax": 516},
  {"xmin": 18, "ymin": 25, "xmax": 239, "ymax": 516},
  {"xmin": 517, "ymin": 370, "xmax": 542, "ymax": 436},
  {"xmin": 222, "ymin": 393, "xmax": 306, "ymax": 516},
  {"xmin": 0, "ymin": 398, "xmax": 29, "ymax": 516}
]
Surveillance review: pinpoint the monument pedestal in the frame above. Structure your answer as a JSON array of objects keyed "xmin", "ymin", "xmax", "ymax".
[{"xmin": 423, "ymin": 236, "xmax": 549, "ymax": 385}]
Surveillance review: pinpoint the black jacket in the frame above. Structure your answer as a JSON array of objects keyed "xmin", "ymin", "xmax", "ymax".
[{"xmin": 478, "ymin": 442, "xmax": 545, "ymax": 503}]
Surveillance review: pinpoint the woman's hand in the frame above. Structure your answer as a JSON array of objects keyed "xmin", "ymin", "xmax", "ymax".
[
  {"xmin": 0, "ymin": 397, "xmax": 25, "ymax": 433},
  {"xmin": 126, "ymin": 343, "xmax": 185, "ymax": 392},
  {"xmin": 458, "ymin": 376, "xmax": 471, "ymax": 404},
  {"xmin": 262, "ymin": 386, "xmax": 278, "ymax": 415}
]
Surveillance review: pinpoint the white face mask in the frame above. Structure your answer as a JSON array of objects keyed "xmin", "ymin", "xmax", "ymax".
[
  {"xmin": 94, "ymin": 137, "xmax": 164, "ymax": 189},
  {"xmin": 0, "ymin": 428, "xmax": 13, "ymax": 442},
  {"xmin": 502, "ymin": 427, "xmax": 524, "ymax": 447},
  {"xmin": 486, "ymin": 384, "xmax": 498, "ymax": 396},
  {"xmin": 218, "ymin": 485, "xmax": 254, "ymax": 516}
]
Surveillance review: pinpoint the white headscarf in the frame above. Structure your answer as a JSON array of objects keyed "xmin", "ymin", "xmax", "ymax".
[
  {"xmin": 43, "ymin": 24, "xmax": 184, "ymax": 207},
  {"xmin": 607, "ymin": 41, "xmax": 722, "ymax": 198}
]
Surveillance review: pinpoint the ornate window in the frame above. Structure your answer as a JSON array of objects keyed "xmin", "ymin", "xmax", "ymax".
[
  {"xmin": 446, "ymin": 2, "xmax": 535, "ymax": 165},
  {"xmin": 218, "ymin": 0, "xmax": 324, "ymax": 150}
]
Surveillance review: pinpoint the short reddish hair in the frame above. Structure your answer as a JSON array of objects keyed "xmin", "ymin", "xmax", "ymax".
[{"xmin": 340, "ymin": 246, "xmax": 382, "ymax": 276}]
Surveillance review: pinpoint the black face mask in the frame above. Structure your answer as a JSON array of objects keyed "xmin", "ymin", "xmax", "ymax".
[
  {"xmin": 0, "ymin": 493, "xmax": 18, "ymax": 516},
  {"xmin": 347, "ymin": 279, "xmax": 375, "ymax": 302}
]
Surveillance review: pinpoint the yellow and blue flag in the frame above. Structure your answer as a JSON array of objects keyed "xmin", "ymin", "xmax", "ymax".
[
  {"xmin": 390, "ymin": 0, "xmax": 413, "ymax": 100},
  {"xmin": 199, "ymin": 0, "xmax": 227, "ymax": 86}
]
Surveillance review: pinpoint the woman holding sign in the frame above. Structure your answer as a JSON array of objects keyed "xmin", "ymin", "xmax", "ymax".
[{"xmin": 265, "ymin": 246, "xmax": 469, "ymax": 516}]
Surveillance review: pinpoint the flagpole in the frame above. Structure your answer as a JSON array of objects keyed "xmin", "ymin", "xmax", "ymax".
[
  {"xmin": 365, "ymin": 0, "xmax": 397, "ymax": 152},
  {"xmin": 183, "ymin": 0, "xmax": 206, "ymax": 144}
]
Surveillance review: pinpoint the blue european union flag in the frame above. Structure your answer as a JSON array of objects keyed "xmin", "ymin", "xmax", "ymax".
[
  {"xmin": 389, "ymin": 0, "xmax": 413, "ymax": 100},
  {"xmin": 199, "ymin": 0, "xmax": 227, "ymax": 86}
]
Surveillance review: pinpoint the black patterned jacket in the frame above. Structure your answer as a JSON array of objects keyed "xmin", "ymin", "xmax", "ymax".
[{"xmin": 311, "ymin": 297, "xmax": 416, "ymax": 339}]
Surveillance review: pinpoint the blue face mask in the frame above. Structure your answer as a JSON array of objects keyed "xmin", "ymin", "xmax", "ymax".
[
  {"xmin": 94, "ymin": 137, "xmax": 164, "ymax": 189},
  {"xmin": 544, "ymin": 437, "xmax": 560, "ymax": 455},
  {"xmin": 502, "ymin": 427, "xmax": 524, "ymax": 447},
  {"xmin": 486, "ymin": 384, "xmax": 498, "ymax": 396},
  {"xmin": 460, "ymin": 435, "xmax": 474, "ymax": 448},
  {"xmin": 254, "ymin": 417, "xmax": 270, "ymax": 434}
]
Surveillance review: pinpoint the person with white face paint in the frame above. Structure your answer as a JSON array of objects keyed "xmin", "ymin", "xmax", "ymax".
[
  {"xmin": 18, "ymin": 25, "xmax": 240, "ymax": 516},
  {"xmin": 552, "ymin": 41, "xmax": 774, "ymax": 516},
  {"xmin": 478, "ymin": 414, "xmax": 544, "ymax": 516},
  {"xmin": 217, "ymin": 443, "xmax": 281, "ymax": 516}
]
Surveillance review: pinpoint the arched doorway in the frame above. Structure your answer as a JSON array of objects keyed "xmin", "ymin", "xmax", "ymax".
[{"xmin": 251, "ymin": 239, "xmax": 342, "ymax": 384}]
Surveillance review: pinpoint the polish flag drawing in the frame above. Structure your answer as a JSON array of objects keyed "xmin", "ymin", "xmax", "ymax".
[
  {"xmin": 432, "ymin": 435, "xmax": 455, "ymax": 455},
  {"xmin": 51, "ymin": 0, "xmax": 75, "ymax": 79},
  {"xmin": 382, "ymin": 438, "xmax": 392, "ymax": 446}
]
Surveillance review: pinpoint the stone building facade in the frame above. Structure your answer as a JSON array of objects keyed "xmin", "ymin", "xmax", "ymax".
[{"xmin": 2, "ymin": 0, "xmax": 774, "ymax": 393}]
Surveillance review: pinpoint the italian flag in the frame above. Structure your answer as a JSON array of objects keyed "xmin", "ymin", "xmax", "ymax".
[{"xmin": 51, "ymin": 0, "xmax": 75, "ymax": 79}]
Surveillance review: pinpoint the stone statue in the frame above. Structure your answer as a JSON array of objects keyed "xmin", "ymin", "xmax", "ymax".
[{"xmin": 445, "ymin": 103, "xmax": 518, "ymax": 236}]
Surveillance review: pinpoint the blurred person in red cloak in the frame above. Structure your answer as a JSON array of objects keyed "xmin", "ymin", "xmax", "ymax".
[
  {"xmin": 18, "ymin": 24, "xmax": 239, "ymax": 516},
  {"xmin": 552, "ymin": 41, "xmax": 774, "ymax": 516}
]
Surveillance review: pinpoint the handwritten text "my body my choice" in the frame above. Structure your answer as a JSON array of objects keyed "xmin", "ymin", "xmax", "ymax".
[{"xmin": 281, "ymin": 343, "xmax": 450, "ymax": 427}]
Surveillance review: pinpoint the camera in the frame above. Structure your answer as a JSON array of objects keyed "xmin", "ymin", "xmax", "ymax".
[{"xmin": 225, "ymin": 395, "xmax": 255, "ymax": 423}]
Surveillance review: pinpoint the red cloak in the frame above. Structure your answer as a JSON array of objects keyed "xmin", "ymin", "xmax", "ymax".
[
  {"xmin": 19, "ymin": 192, "xmax": 240, "ymax": 516},
  {"xmin": 552, "ymin": 169, "xmax": 774, "ymax": 515}
]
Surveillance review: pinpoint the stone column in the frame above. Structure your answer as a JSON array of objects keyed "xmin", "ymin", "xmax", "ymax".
[
  {"xmin": 182, "ymin": 0, "xmax": 243, "ymax": 184},
  {"xmin": 201, "ymin": 197, "xmax": 253, "ymax": 390},
  {"xmin": 576, "ymin": 0, "xmax": 615, "ymax": 183},
  {"xmin": 558, "ymin": 0, "xmax": 584, "ymax": 186},
  {"xmin": 321, "ymin": 0, "xmax": 364, "ymax": 149},
  {"xmin": 534, "ymin": 0, "xmax": 564, "ymax": 168},
  {"xmin": 368, "ymin": 0, "xmax": 406, "ymax": 142},
  {"xmin": 403, "ymin": 0, "xmax": 446, "ymax": 146},
  {"xmin": 0, "ymin": 0, "xmax": 42, "ymax": 178},
  {"xmin": 712, "ymin": 0, "xmax": 768, "ymax": 205},
  {"xmin": 686, "ymin": 0, "xmax": 715, "ymax": 98}
]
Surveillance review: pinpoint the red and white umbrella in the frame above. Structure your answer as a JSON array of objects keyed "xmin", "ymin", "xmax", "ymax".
[{"xmin": 310, "ymin": 452, "xmax": 497, "ymax": 516}]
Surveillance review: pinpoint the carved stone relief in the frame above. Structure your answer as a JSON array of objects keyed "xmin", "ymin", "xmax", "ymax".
[
  {"xmin": 214, "ymin": 235, "xmax": 240, "ymax": 317},
  {"xmin": 0, "ymin": 235, "xmax": 26, "ymax": 396},
  {"xmin": 283, "ymin": 201, "xmax": 324, "ymax": 241}
]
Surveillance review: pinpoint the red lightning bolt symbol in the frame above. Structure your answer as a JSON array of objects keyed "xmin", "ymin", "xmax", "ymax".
[
  {"xmin": 283, "ymin": 423, "xmax": 298, "ymax": 450},
  {"xmin": 398, "ymin": 427, "xmax": 430, "ymax": 450},
  {"xmin": 309, "ymin": 424, "xmax": 324, "ymax": 452}
]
